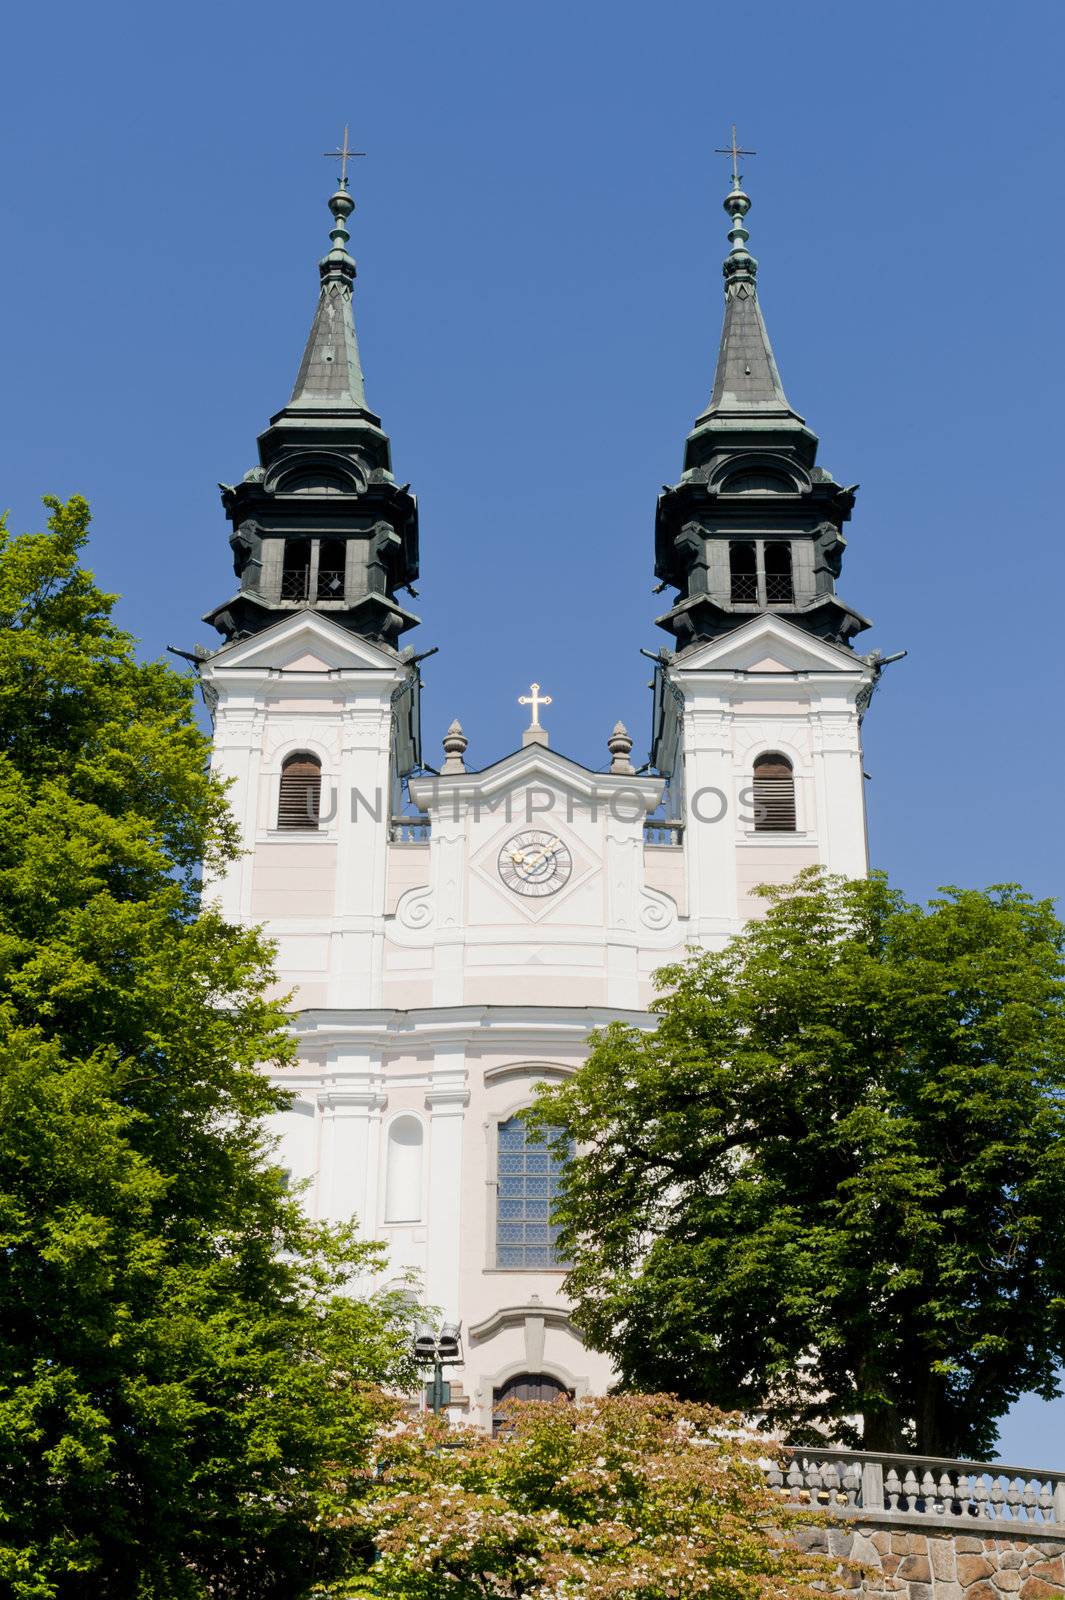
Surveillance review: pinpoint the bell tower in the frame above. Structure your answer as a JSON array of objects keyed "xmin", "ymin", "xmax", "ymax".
[
  {"xmin": 199, "ymin": 168, "xmax": 423, "ymax": 993},
  {"xmin": 205, "ymin": 174, "xmax": 419, "ymax": 649},
  {"xmin": 651, "ymin": 156, "xmax": 879, "ymax": 937},
  {"xmin": 653, "ymin": 163, "xmax": 869, "ymax": 651}
]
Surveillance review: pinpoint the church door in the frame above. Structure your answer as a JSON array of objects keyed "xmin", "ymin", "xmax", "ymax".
[{"xmin": 492, "ymin": 1372, "xmax": 573, "ymax": 1434}]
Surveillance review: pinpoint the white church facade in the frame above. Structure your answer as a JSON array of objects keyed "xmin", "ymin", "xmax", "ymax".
[{"xmin": 199, "ymin": 157, "xmax": 882, "ymax": 1428}]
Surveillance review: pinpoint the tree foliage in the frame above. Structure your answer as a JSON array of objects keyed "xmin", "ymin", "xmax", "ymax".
[
  {"xmin": 355, "ymin": 1393, "xmax": 830, "ymax": 1600},
  {"xmin": 531, "ymin": 869, "xmax": 1065, "ymax": 1457},
  {"xmin": 0, "ymin": 498, "xmax": 419, "ymax": 1599}
]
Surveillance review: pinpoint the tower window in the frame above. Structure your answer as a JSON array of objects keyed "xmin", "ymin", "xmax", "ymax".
[
  {"xmin": 281, "ymin": 540, "xmax": 310, "ymax": 600},
  {"xmin": 277, "ymin": 752, "xmax": 322, "ymax": 830},
  {"xmin": 316, "ymin": 537, "xmax": 347, "ymax": 599},
  {"xmin": 728, "ymin": 540, "xmax": 795, "ymax": 606},
  {"xmin": 752, "ymin": 752, "xmax": 796, "ymax": 832},
  {"xmin": 763, "ymin": 541, "xmax": 794, "ymax": 603},
  {"xmin": 495, "ymin": 1115, "xmax": 570, "ymax": 1268},
  {"xmin": 729, "ymin": 540, "xmax": 758, "ymax": 602}
]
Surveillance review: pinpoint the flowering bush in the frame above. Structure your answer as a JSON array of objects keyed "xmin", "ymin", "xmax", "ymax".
[{"xmin": 349, "ymin": 1394, "xmax": 834, "ymax": 1600}]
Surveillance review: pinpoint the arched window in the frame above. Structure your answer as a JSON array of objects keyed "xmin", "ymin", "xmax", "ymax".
[
  {"xmin": 752, "ymin": 752, "xmax": 796, "ymax": 833},
  {"xmin": 384, "ymin": 1116, "xmax": 424, "ymax": 1223},
  {"xmin": 729, "ymin": 539, "xmax": 758, "ymax": 602},
  {"xmin": 763, "ymin": 541, "xmax": 794, "ymax": 603},
  {"xmin": 492, "ymin": 1372, "xmax": 573, "ymax": 1434},
  {"xmin": 277, "ymin": 752, "xmax": 322, "ymax": 831},
  {"xmin": 496, "ymin": 1115, "xmax": 571, "ymax": 1268}
]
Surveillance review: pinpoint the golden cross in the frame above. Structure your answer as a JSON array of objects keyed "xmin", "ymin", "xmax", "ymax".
[
  {"xmin": 714, "ymin": 125, "xmax": 757, "ymax": 186},
  {"xmin": 518, "ymin": 682, "xmax": 552, "ymax": 729},
  {"xmin": 323, "ymin": 125, "xmax": 365, "ymax": 185}
]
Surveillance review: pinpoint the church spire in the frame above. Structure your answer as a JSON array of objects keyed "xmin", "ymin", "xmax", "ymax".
[
  {"xmin": 652, "ymin": 142, "xmax": 870, "ymax": 653},
  {"xmin": 698, "ymin": 174, "xmax": 795, "ymax": 421},
  {"xmin": 691, "ymin": 155, "xmax": 803, "ymax": 440},
  {"xmin": 287, "ymin": 179, "xmax": 370, "ymax": 413}
]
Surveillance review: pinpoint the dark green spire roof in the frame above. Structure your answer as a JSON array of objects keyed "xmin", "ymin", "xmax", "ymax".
[
  {"xmin": 690, "ymin": 176, "xmax": 806, "ymax": 442},
  {"xmin": 287, "ymin": 182, "xmax": 370, "ymax": 412}
]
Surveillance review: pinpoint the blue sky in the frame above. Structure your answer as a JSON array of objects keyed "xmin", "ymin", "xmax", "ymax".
[{"xmin": 2, "ymin": 0, "xmax": 1064, "ymax": 1462}]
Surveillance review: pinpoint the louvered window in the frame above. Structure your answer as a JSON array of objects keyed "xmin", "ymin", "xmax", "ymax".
[
  {"xmin": 277, "ymin": 752, "xmax": 322, "ymax": 831},
  {"xmin": 752, "ymin": 752, "xmax": 796, "ymax": 832}
]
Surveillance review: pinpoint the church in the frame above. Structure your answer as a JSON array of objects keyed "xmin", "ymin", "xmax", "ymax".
[{"xmin": 199, "ymin": 151, "xmax": 880, "ymax": 1428}]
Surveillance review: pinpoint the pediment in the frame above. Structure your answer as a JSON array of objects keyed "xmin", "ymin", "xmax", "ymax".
[
  {"xmin": 204, "ymin": 612, "xmax": 404, "ymax": 675},
  {"xmin": 409, "ymin": 742, "xmax": 663, "ymax": 810},
  {"xmin": 675, "ymin": 615, "xmax": 868, "ymax": 676}
]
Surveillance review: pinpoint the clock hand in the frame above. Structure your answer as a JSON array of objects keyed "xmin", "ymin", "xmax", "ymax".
[{"xmin": 521, "ymin": 837, "xmax": 562, "ymax": 872}]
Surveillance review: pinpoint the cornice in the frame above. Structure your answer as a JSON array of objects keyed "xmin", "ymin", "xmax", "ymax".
[{"xmin": 288, "ymin": 1003, "xmax": 651, "ymax": 1055}]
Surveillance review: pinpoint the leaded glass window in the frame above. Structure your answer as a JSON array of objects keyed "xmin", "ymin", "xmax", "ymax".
[{"xmin": 495, "ymin": 1115, "xmax": 571, "ymax": 1268}]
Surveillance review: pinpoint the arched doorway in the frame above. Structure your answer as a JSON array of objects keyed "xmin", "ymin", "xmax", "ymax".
[{"xmin": 492, "ymin": 1372, "xmax": 573, "ymax": 1435}]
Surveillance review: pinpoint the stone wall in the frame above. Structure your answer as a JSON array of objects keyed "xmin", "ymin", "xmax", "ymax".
[{"xmin": 797, "ymin": 1526, "xmax": 1065, "ymax": 1600}]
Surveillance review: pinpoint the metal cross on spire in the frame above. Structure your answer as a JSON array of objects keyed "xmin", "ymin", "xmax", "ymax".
[
  {"xmin": 323, "ymin": 125, "xmax": 365, "ymax": 187},
  {"xmin": 714, "ymin": 125, "xmax": 757, "ymax": 188}
]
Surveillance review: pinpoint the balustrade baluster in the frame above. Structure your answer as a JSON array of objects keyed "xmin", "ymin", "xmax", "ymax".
[
  {"xmin": 786, "ymin": 1460, "xmax": 803, "ymax": 1502},
  {"xmin": 956, "ymin": 1474, "xmax": 972, "ymax": 1517},
  {"xmin": 842, "ymin": 1464, "xmax": 860, "ymax": 1507},
  {"xmin": 885, "ymin": 1468, "xmax": 901, "ymax": 1512},
  {"xmin": 1053, "ymin": 1479, "xmax": 1065, "ymax": 1525},
  {"xmin": 990, "ymin": 1478, "xmax": 1006, "ymax": 1520},
  {"xmin": 1038, "ymin": 1482, "xmax": 1054, "ymax": 1522}
]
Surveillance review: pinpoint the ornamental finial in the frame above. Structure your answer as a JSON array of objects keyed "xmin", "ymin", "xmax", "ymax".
[
  {"xmin": 441, "ymin": 719, "xmax": 468, "ymax": 775},
  {"xmin": 714, "ymin": 126, "xmax": 758, "ymax": 300},
  {"xmin": 607, "ymin": 720, "xmax": 635, "ymax": 775},
  {"xmin": 319, "ymin": 128, "xmax": 365, "ymax": 276}
]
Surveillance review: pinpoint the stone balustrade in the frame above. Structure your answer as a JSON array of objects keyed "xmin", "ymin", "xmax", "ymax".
[
  {"xmin": 766, "ymin": 1449, "xmax": 1065, "ymax": 1531},
  {"xmin": 763, "ymin": 1449, "xmax": 1065, "ymax": 1600}
]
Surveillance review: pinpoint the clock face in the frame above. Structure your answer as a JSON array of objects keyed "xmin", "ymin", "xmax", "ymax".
[{"xmin": 497, "ymin": 829, "xmax": 573, "ymax": 897}]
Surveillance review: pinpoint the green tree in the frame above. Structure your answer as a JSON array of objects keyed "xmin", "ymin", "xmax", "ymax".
[
  {"xmin": 0, "ymin": 498, "xmax": 419, "ymax": 1599},
  {"xmin": 531, "ymin": 869, "xmax": 1065, "ymax": 1458},
  {"xmin": 356, "ymin": 1393, "xmax": 830, "ymax": 1600}
]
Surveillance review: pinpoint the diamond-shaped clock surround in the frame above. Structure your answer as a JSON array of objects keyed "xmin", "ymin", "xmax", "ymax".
[{"xmin": 469, "ymin": 815, "xmax": 599, "ymax": 923}]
